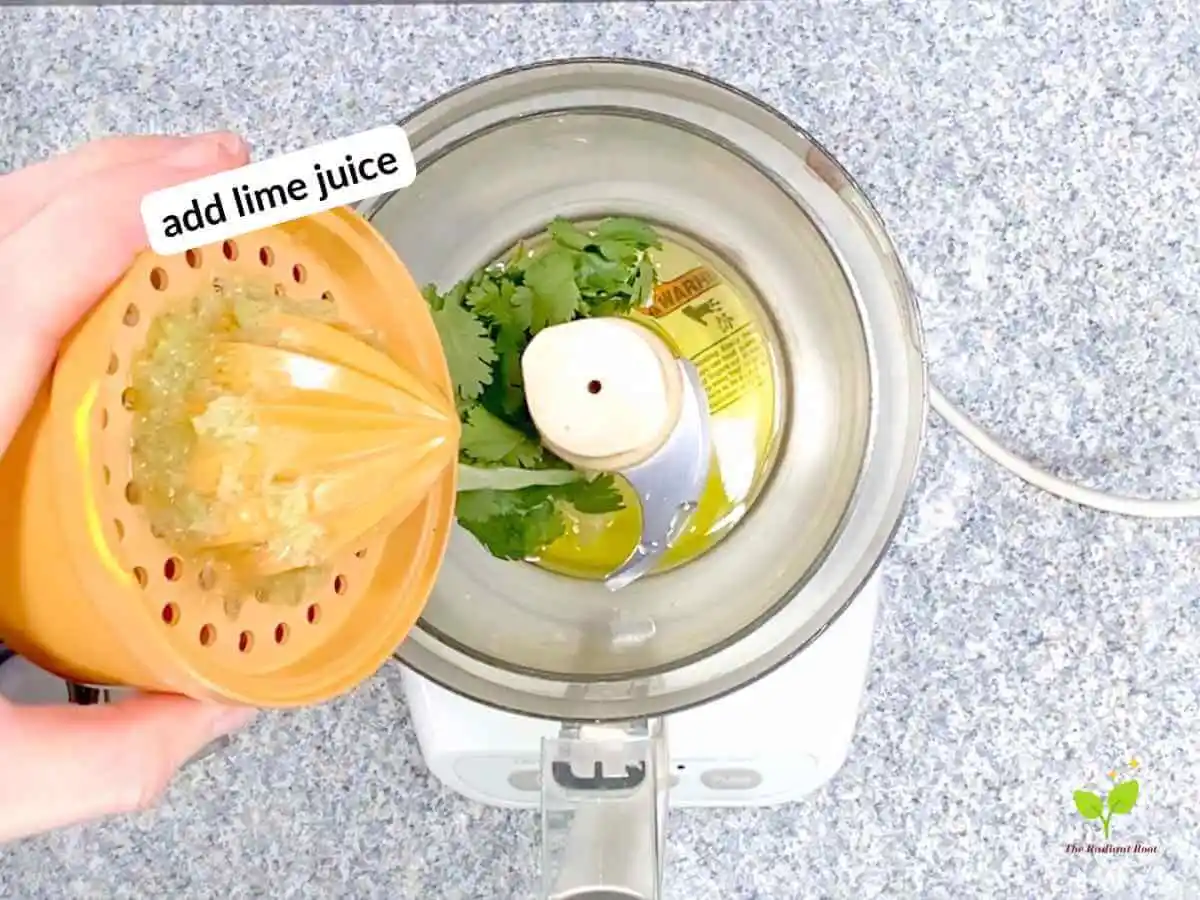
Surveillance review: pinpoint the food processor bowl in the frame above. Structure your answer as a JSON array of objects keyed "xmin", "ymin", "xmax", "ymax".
[{"xmin": 362, "ymin": 59, "xmax": 927, "ymax": 722}]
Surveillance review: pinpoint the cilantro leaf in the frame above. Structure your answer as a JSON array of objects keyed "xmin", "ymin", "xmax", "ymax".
[
  {"xmin": 631, "ymin": 255, "xmax": 658, "ymax": 307},
  {"xmin": 493, "ymin": 327, "xmax": 529, "ymax": 419},
  {"xmin": 597, "ymin": 240, "xmax": 638, "ymax": 265},
  {"xmin": 429, "ymin": 299, "xmax": 497, "ymax": 402},
  {"xmin": 556, "ymin": 473, "xmax": 626, "ymax": 515},
  {"xmin": 524, "ymin": 249, "xmax": 581, "ymax": 331},
  {"xmin": 594, "ymin": 217, "xmax": 662, "ymax": 248},
  {"xmin": 506, "ymin": 285, "xmax": 534, "ymax": 332},
  {"xmin": 547, "ymin": 217, "xmax": 592, "ymax": 251},
  {"xmin": 443, "ymin": 278, "xmax": 470, "ymax": 310},
  {"xmin": 461, "ymin": 406, "xmax": 543, "ymax": 467},
  {"xmin": 455, "ymin": 487, "xmax": 524, "ymax": 522},
  {"xmin": 464, "ymin": 278, "xmax": 502, "ymax": 317},
  {"xmin": 468, "ymin": 276, "xmax": 534, "ymax": 336},
  {"xmin": 420, "ymin": 283, "xmax": 444, "ymax": 311},
  {"xmin": 576, "ymin": 250, "xmax": 627, "ymax": 297},
  {"xmin": 455, "ymin": 487, "xmax": 566, "ymax": 560}
]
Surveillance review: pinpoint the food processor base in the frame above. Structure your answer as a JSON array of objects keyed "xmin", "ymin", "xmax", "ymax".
[
  {"xmin": 403, "ymin": 573, "xmax": 881, "ymax": 809},
  {"xmin": 0, "ymin": 576, "xmax": 880, "ymax": 810}
]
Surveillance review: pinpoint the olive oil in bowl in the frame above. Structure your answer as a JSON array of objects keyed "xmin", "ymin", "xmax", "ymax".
[{"xmin": 533, "ymin": 226, "xmax": 784, "ymax": 581}]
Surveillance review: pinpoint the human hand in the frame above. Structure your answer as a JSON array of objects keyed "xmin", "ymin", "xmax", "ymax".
[{"xmin": 0, "ymin": 133, "xmax": 258, "ymax": 844}]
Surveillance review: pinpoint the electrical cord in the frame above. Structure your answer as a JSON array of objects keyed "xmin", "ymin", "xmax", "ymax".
[{"xmin": 931, "ymin": 384, "xmax": 1200, "ymax": 519}]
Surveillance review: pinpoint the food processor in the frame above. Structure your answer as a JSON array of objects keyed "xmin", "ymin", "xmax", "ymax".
[{"xmin": 356, "ymin": 59, "xmax": 927, "ymax": 899}]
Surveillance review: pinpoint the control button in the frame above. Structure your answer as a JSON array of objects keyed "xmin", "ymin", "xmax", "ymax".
[
  {"xmin": 507, "ymin": 769, "xmax": 540, "ymax": 792},
  {"xmin": 700, "ymin": 767, "xmax": 763, "ymax": 790}
]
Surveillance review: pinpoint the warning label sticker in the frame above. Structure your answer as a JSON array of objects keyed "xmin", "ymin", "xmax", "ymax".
[
  {"xmin": 647, "ymin": 282, "xmax": 772, "ymax": 416},
  {"xmin": 645, "ymin": 266, "xmax": 723, "ymax": 318},
  {"xmin": 632, "ymin": 248, "xmax": 775, "ymax": 421},
  {"xmin": 692, "ymin": 324, "xmax": 771, "ymax": 415}
]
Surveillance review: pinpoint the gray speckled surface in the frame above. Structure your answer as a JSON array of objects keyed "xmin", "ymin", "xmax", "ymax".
[{"xmin": 2, "ymin": 2, "xmax": 1200, "ymax": 898}]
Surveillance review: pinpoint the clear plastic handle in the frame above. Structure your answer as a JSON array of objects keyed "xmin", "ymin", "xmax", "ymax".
[{"xmin": 540, "ymin": 718, "xmax": 669, "ymax": 900}]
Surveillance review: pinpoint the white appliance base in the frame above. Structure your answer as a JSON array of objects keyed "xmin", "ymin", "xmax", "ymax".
[{"xmin": 403, "ymin": 574, "xmax": 881, "ymax": 809}]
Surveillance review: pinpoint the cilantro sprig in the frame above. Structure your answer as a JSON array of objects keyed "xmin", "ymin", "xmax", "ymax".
[{"xmin": 423, "ymin": 216, "xmax": 662, "ymax": 562}]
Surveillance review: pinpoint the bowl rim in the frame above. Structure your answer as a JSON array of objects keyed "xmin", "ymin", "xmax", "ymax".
[{"xmin": 371, "ymin": 55, "xmax": 930, "ymax": 722}]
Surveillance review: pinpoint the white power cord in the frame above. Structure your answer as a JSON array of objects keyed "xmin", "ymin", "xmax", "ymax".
[{"xmin": 931, "ymin": 384, "xmax": 1200, "ymax": 519}]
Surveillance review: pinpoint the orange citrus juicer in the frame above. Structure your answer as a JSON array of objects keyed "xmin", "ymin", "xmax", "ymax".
[{"xmin": 0, "ymin": 208, "xmax": 460, "ymax": 707}]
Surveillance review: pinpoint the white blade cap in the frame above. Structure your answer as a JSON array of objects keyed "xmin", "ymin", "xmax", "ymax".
[{"xmin": 521, "ymin": 318, "xmax": 683, "ymax": 471}]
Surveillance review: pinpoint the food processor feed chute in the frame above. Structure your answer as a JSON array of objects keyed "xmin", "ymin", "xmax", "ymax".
[{"xmin": 541, "ymin": 721, "xmax": 669, "ymax": 900}]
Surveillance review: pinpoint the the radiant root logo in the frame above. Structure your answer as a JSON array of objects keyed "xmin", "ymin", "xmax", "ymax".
[{"xmin": 1073, "ymin": 758, "xmax": 1140, "ymax": 840}]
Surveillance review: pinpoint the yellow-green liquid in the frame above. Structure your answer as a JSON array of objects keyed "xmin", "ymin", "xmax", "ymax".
[{"xmin": 534, "ymin": 229, "xmax": 783, "ymax": 580}]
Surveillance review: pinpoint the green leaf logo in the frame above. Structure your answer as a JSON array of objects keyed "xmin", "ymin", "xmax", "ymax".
[
  {"xmin": 1073, "ymin": 770, "xmax": 1142, "ymax": 840},
  {"xmin": 1073, "ymin": 790, "xmax": 1104, "ymax": 819},
  {"xmin": 1108, "ymin": 780, "xmax": 1139, "ymax": 815}
]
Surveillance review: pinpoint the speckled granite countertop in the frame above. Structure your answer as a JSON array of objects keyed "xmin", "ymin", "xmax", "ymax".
[{"xmin": 2, "ymin": 2, "xmax": 1199, "ymax": 898}]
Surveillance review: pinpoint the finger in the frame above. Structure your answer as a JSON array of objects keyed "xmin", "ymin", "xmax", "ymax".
[
  {"xmin": 0, "ymin": 135, "xmax": 202, "ymax": 239},
  {"xmin": 0, "ymin": 694, "xmax": 256, "ymax": 843},
  {"xmin": 4, "ymin": 130, "xmax": 248, "ymax": 341},
  {"xmin": 0, "ymin": 132, "xmax": 249, "ymax": 453}
]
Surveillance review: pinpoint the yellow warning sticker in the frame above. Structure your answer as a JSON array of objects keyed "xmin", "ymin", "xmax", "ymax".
[
  {"xmin": 638, "ymin": 256, "xmax": 774, "ymax": 418},
  {"xmin": 692, "ymin": 324, "xmax": 771, "ymax": 415},
  {"xmin": 644, "ymin": 266, "xmax": 723, "ymax": 318}
]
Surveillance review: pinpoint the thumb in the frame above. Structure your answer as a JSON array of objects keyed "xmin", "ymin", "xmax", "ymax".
[
  {"xmin": 0, "ymin": 134, "xmax": 198, "ymax": 240},
  {"xmin": 3, "ymin": 131, "xmax": 249, "ymax": 346},
  {"xmin": 0, "ymin": 694, "xmax": 256, "ymax": 843}
]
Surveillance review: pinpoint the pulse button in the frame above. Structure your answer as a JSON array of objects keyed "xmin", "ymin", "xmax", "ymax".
[
  {"xmin": 507, "ymin": 770, "xmax": 540, "ymax": 792},
  {"xmin": 700, "ymin": 767, "xmax": 763, "ymax": 791}
]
